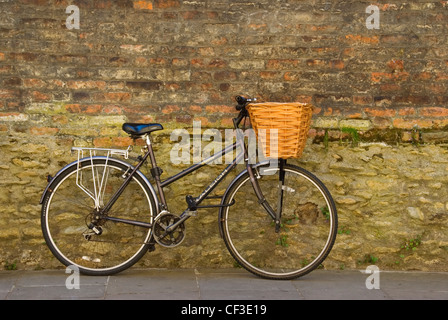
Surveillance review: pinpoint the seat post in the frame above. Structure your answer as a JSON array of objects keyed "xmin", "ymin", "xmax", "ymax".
[{"xmin": 143, "ymin": 134, "xmax": 168, "ymax": 210}]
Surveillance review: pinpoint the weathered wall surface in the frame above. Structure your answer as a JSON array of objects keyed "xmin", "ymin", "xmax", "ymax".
[{"xmin": 0, "ymin": 0, "xmax": 447, "ymax": 271}]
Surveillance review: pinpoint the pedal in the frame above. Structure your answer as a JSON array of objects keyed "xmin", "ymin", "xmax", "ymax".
[{"xmin": 147, "ymin": 242, "xmax": 156, "ymax": 252}]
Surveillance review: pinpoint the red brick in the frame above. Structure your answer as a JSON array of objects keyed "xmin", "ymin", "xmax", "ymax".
[
  {"xmin": 66, "ymin": 104, "xmax": 102, "ymax": 114},
  {"xmin": 154, "ymin": 0, "xmax": 180, "ymax": 9},
  {"xmin": 428, "ymin": 85, "xmax": 446, "ymax": 94},
  {"xmin": 435, "ymin": 72, "xmax": 448, "ymax": 81},
  {"xmin": 398, "ymin": 108, "xmax": 416, "ymax": 116},
  {"xmin": 247, "ymin": 23, "xmax": 268, "ymax": 31},
  {"xmin": 23, "ymin": 78, "xmax": 46, "ymax": 88},
  {"xmin": 149, "ymin": 58, "xmax": 168, "ymax": 65},
  {"xmin": 205, "ymin": 105, "xmax": 234, "ymax": 113},
  {"xmin": 133, "ymin": 1, "xmax": 153, "ymax": 10},
  {"xmin": 162, "ymin": 105, "xmax": 180, "ymax": 114},
  {"xmin": 259, "ymin": 71, "xmax": 279, "ymax": 80},
  {"xmin": 2, "ymin": 77, "xmax": 21, "ymax": 87},
  {"xmin": 393, "ymin": 96, "xmax": 431, "ymax": 105},
  {"xmin": 30, "ymin": 91, "xmax": 51, "ymax": 101},
  {"xmin": 413, "ymin": 72, "xmax": 432, "ymax": 81},
  {"xmin": 19, "ymin": 0, "xmax": 48, "ymax": 4},
  {"xmin": 94, "ymin": 92, "xmax": 131, "ymax": 102},
  {"xmin": 306, "ymin": 59, "xmax": 327, "ymax": 68},
  {"xmin": 284, "ymin": 72, "xmax": 300, "ymax": 81},
  {"xmin": 187, "ymin": 105, "xmax": 202, "ymax": 113},
  {"xmin": 182, "ymin": 11, "xmax": 202, "ymax": 20},
  {"xmin": 353, "ymin": 96, "xmax": 373, "ymax": 105},
  {"xmin": 211, "ymin": 37, "xmax": 228, "ymax": 46},
  {"xmin": 345, "ymin": 34, "xmax": 379, "ymax": 45},
  {"xmin": 345, "ymin": 111, "xmax": 363, "ymax": 119},
  {"xmin": 94, "ymin": 0, "xmax": 113, "ymax": 9},
  {"xmin": 420, "ymin": 107, "xmax": 448, "ymax": 117},
  {"xmin": 380, "ymin": 84, "xmax": 401, "ymax": 92},
  {"xmin": 371, "ymin": 72, "xmax": 409, "ymax": 83},
  {"xmin": 172, "ymin": 58, "xmax": 189, "ymax": 67},
  {"xmin": 30, "ymin": 127, "xmax": 59, "ymax": 135},
  {"xmin": 393, "ymin": 118, "xmax": 433, "ymax": 129},
  {"xmin": 312, "ymin": 106, "xmax": 322, "ymax": 114},
  {"xmin": 0, "ymin": 89, "xmax": 19, "ymax": 99},
  {"xmin": 162, "ymin": 12, "xmax": 177, "ymax": 19},
  {"xmin": 329, "ymin": 60, "xmax": 344, "ymax": 70},
  {"xmin": 134, "ymin": 56, "xmax": 150, "ymax": 67},
  {"xmin": 208, "ymin": 59, "xmax": 226, "ymax": 69},
  {"xmin": 0, "ymin": 66, "xmax": 12, "ymax": 74},
  {"xmin": 191, "ymin": 58, "xmax": 205, "ymax": 68},
  {"xmin": 294, "ymin": 95, "xmax": 313, "ymax": 104},
  {"xmin": 102, "ymin": 105, "xmax": 123, "ymax": 114},
  {"xmin": 387, "ymin": 59, "xmax": 404, "ymax": 71},
  {"xmin": 364, "ymin": 108, "xmax": 396, "ymax": 117}
]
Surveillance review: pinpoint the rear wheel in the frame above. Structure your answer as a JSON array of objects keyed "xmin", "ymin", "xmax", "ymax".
[
  {"xmin": 41, "ymin": 158, "xmax": 157, "ymax": 276},
  {"xmin": 221, "ymin": 163, "xmax": 337, "ymax": 280}
]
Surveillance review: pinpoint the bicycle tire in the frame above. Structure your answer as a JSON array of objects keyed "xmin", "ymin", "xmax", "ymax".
[
  {"xmin": 220, "ymin": 163, "xmax": 337, "ymax": 280},
  {"xmin": 41, "ymin": 158, "xmax": 157, "ymax": 276}
]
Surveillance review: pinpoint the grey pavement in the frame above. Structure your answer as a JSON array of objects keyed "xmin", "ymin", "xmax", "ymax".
[{"xmin": 0, "ymin": 268, "xmax": 447, "ymax": 300}]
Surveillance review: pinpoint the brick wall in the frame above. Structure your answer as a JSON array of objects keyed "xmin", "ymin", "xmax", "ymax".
[
  {"xmin": 2, "ymin": 0, "xmax": 448, "ymax": 143},
  {"xmin": 1, "ymin": 1, "xmax": 448, "ymax": 271}
]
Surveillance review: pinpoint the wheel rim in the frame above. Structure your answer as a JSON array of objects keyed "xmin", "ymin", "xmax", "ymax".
[
  {"xmin": 43, "ymin": 162, "xmax": 154, "ymax": 273},
  {"xmin": 223, "ymin": 166, "xmax": 337, "ymax": 278}
]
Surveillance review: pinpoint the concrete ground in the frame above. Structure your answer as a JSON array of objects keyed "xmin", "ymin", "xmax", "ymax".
[{"xmin": 0, "ymin": 268, "xmax": 447, "ymax": 301}]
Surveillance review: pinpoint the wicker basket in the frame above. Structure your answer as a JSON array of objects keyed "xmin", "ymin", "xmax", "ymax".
[{"xmin": 248, "ymin": 102, "xmax": 313, "ymax": 159}]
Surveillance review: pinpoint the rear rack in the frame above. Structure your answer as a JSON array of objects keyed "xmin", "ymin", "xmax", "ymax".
[
  {"xmin": 71, "ymin": 146, "xmax": 131, "ymax": 160},
  {"xmin": 71, "ymin": 146, "xmax": 132, "ymax": 209}
]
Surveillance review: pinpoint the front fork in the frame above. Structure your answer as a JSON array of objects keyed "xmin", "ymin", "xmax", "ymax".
[
  {"xmin": 276, "ymin": 159, "xmax": 286, "ymax": 232},
  {"xmin": 246, "ymin": 159, "xmax": 286, "ymax": 233}
]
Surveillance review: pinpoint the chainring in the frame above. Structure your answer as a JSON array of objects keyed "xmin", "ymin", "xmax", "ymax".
[{"xmin": 153, "ymin": 212, "xmax": 186, "ymax": 248}]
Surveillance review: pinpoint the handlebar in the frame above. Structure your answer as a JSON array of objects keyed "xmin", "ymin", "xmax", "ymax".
[
  {"xmin": 235, "ymin": 95, "xmax": 256, "ymax": 111},
  {"xmin": 233, "ymin": 95, "xmax": 256, "ymax": 128}
]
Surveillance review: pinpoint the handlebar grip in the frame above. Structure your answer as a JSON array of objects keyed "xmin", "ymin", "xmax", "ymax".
[
  {"xmin": 235, "ymin": 95, "xmax": 256, "ymax": 111},
  {"xmin": 235, "ymin": 95, "xmax": 247, "ymax": 105}
]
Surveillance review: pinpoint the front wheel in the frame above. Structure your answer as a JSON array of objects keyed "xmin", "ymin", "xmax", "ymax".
[{"xmin": 220, "ymin": 163, "xmax": 337, "ymax": 280}]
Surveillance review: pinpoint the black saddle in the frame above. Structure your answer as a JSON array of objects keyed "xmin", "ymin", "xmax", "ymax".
[{"xmin": 122, "ymin": 123, "xmax": 163, "ymax": 137}]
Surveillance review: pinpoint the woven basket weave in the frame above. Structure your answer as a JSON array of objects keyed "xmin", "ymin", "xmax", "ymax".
[{"xmin": 248, "ymin": 102, "xmax": 313, "ymax": 159}]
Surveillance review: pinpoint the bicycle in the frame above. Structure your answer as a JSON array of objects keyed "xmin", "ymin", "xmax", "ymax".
[{"xmin": 40, "ymin": 96, "xmax": 337, "ymax": 280}]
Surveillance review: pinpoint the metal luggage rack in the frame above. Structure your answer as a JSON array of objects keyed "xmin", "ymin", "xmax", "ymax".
[
  {"xmin": 71, "ymin": 146, "xmax": 131, "ymax": 160},
  {"xmin": 71, "ymin": 146, "xmax": 132, "ymax": 209}
]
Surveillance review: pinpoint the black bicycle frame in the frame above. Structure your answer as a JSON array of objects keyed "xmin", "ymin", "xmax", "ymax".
[{"xmin": 101, "ymin": 113, "xmax": 277, "ymax": 230}]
